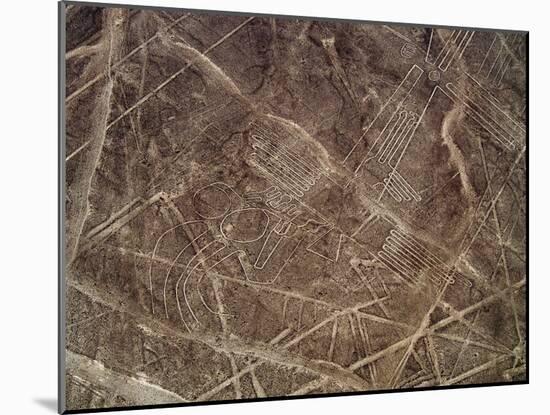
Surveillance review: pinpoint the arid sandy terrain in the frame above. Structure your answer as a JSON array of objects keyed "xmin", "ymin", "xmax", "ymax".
[{"xmin": 62, "ymin": 2, "xmax": 527, "ymax": 411}]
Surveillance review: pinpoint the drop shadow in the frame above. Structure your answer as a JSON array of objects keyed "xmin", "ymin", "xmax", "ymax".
[{"xmin": 34, "ymin": 398, "xmax": 57, "ymax": 413}]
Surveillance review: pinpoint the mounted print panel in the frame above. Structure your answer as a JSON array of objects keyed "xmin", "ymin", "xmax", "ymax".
[{"xmin": 59, "ymin": 1, "xmax": 527, "ymax": 413}]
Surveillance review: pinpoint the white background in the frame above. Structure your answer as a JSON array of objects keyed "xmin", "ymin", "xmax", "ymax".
[{"xmin": 0, "ymin": 0, "xmax": 545, "ymax": 413}]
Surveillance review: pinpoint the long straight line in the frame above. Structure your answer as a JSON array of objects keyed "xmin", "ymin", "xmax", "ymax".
[
  {"xmin": 105, "ymin": 17, "xmax": 254, "ymax": 131},
  {"xmin": 65, "ymin": 13, "xmax": 191, "ymax": 103}
]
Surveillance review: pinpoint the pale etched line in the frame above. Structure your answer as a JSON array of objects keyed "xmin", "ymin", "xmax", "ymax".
[
  {"xmin": 433, "ymin": 331, "xmax": 512, "ymax": 356},
  {"xmin": 382, "ymin": 25, "xmax": 417, "ymax": 46},
  {"xmin": 355, "ymin": 313, "xmax": 373, "ymax": 383},
  {"xmin": 105, "ymin": 17, "xmax": 255, "ymax": 131},
  {"xmin": 351, "ymin": 213, "xmax": 378, "ymax": 238},
  {"xmin": 141, "ymin": 245, "xmax": 348, "ymax": 311},
  {"xmin": 117, "ymin": 82, "xmax": 142, "ymax": 155},
  {"xmin": 491, "ymin": 34, "xmax": 518, "ymax": 85},
  {"xmin": 289, "ymin": 376, "xmax": 329, "ymax": 396},
  {"xmin": 496, "ymin": 57, "xmax": 512, "ymax": 87},
  {"xmin": 201, "ymin": 253, "xmax": 249, "ymax": 311},
  {"xmin": 359, "ymin": 317, "xmax": 378, "ymax": 387},
  {"xmin": 385, "ymin": 174, "xmax": 411, "ymax": 202},
  {"xmin": 66, "ymin": 140, "xmax": 91, "ymax": 162},
  {"xmin": 416, "ymin": 172, "xmax": 460, "ymax": 207},
  {"xmin": 438, "ymin": 293, "xmax": 513, "ymax": 370},
  {"xmin": 82, "ymin": 193, "xmax": 164, "ymax": 254},
  {"xmin": 387, "ymin": 310, "xmax": 434, "ymax": 388},
  {"xmin": 66, "ymin": 310, "xmax": 114, "ymax": 328},
  {"xmin": 85, "ymin": 197, "xmax": 142, "ymax": 240},
  {"xmin": 253, "ymin": 140, "xmax": 318, "ymax": 185},
  {"xmin": 384, "ymin": 116, "xmax": 417, "ymax": 165},
  {"xmin": 67, "ymin": 15, "xmax": 119, "ymax": 265},
  {"xmin": 306, "ymin": 228, "xmax": 345, "ymax": 263},
  {"xmin": 396, "ymin": 366, "xmax": 428, "ymax": 389},
  {"xmin": 370, "ymin": 111, "xmax": 402, "ymax": 162},
  {"xmin": 460, "ymin": 146, "xmax": 526, "ymax": 257},
  {"xmin": 344, "ymin": 65, "xmax": 424, "ymax": 165},
  {"xmin": 252, "ymin": 123, "xmax": 322, "ymax": 174},
  {"xmin": 285, "ymin": 296, "xmax": 391, "ymax": 343},
  {"xmin": 322, "ymin": 37, "xmax": 360, "ymax": 107},
  {"xmin": 398, "ymin": 372, "xmax": 434, "ymax": 389},
  {"xmin": 210, "ymin": 274, "xmax": 242, "ymax": 399},
  {"xmin": 385, "ymin": 237, "xmax": 443, "ymax": 285},
  {"xmin": 458, "ymin": 31, "xmax": 475, "ymax": 59},
  {"xmin": 425, "ymin": 29, "xmax": 434, "ymax": 63},
  {"xmin": 66, "ymin": 350, "xmax": 188, "ymax": 404},
  {"xmin": 379, "ymin": 86, "xmax": 439, "ymax": 200},
  {"xmin": 389, "ymin": 231, "xmax": 454, "ymax": 279},
  {"xmin": 347, "ymin": 313, "xmax": 361, "ymax": 367},
  {"xmin": 477, "ymin": 34, "xmax": 497, "ymax": 75},
  {"xmin": 432, "ymin": 279, "xmax": 525, "ymax": 336},
  {"xmin": 133, "ymin": 353, "xmax": 167, "ymax": 373},
  {"xmin": 446, "ymin": 310, "xmax": 485, "ymax": 378},
  {"xmin": 297, "ymin": 299, "xmax": 305, "ymax": 329},
  {"xmin": 311, "ymin": 160, "xmax": 526, "ymax": 392},
  {"xmin": 162, "ymin": 231, "xmax": 208, "ymax": 319},
  {"xmin": 390, "ymin": 172, "xmax": 421, "ymax": 202},
  {"xmin": 251, "ymin": 158, "xmax": 304, "ymax": 198},
  {"xmin": 433, "ymin": 29, "xmax": 458, "ymax": 67},
  {"xmin": 446, "ymin": 84, "xmax": 516, "ymax": 148},
  {"xmin": 378, "ymin": 111, "xmax": 408, "ymax": 163},
  {"xmin": 149, "ymin": 222, "xmax": 195, "ymax": 316},
  {"xmin": 384, "ymin": 180, "xmax": 404, "ymax": 202},
  {"xmin": 437, "ymin": 30, "xmax": 463, "ymax": 70},
  {"xmin": 254, "ymin": 147, "xmax": 311, "ymax": 192},
  {"xmin": 443, "ymin": 355, "xmax": 511, "ymax": 385},
  {"xmin": 486, "ymin": 38, "xmax": 505, "ymax": 81},
  {"xmin": 328, "ymin": 317, "xmax": 338, "ymax": 362},
  {"xmin": 253, "ymin": 233, "xmax": 301, "ymax": 285},
  {"xmin": 66, "ymin": 13, "xmax": 191, "ymax": 103},
  {"xmin": 477, "ymin": 138, "xmax": 523, "ymax": 341},
  {"xmin": 196, "ymin": 357, "xmax": 268, "ymax": 401},
  {"xmin": 464, "ymin": 71, "xmax": 502, "ymax": 108},
  {"xmin": 100, "ymin": 240, "xmax": 410, "ymax": 329},
  {"xmin": 386, "ymin": 250, "xmax": 473, "ymax": 389},
  {"xmin": 364, "ymin": 278, "xmax": 392, "ymax": 319},
  {"xmin": 446, "ymin": 90, "xmax": 517, "ymax": 150},
  {"xmin": 496, "ymin": 32, "xmax": 526, "ymax": 74},
  {"xmin": 70, "ymin": 277, "xmax": 333, "ymax": 382},
  {"xmin": 440, "ymin": 30, "xmax": 473, "ymax": 72},
  {"xmin": 148, "ymin": 123, "xmax": 214, "ymax": 191},
  {"xmin": 465, "ymin": 75, "xmax": 526, "ymax": 133},
  {"xmin": 379, "ymin": 246, "xmax": 419, "ymax": 280},
  {"xmin": 281, "ymin": 295, "xmax": 290, "ymax": 328},
  {"xmin": 445, "ymin": 30, "xmax": 471, "ymax": 67},
  {"xmin": 133, "ymin": 26, "xmax": 150, "ymax": 155},
  {"xmin": 250, "ymin": 369, "xmax": 267, "ymax": 398},
  {"xmin": 492, "ymin": 50, "xmax": 511, "ymax": 86},
  {"xmin": 355, "ymin": 109, "xmax": 408, "ymax": 174},
  {"xmin": 378, "ymin": 251, "xmax": 418, "ymax": 287},
  {"xmin": 69, "ymin": 374, "xmax": 107, "ymax": 401},
  {"xmin": 254, "ymin": 229, "xmax": 285, "ymax": 270},
  {"xmin": 197, "ymin": 322, "xmax": 371, "ymax": 401},
  {"xmin": 503, "ymin": 364, "xmax": 526, "ymax": 380},
  {"xmin": 252, "ymin": 141, "xmax": 319, "ymax": 191},
  {"xmin": 383, "ymin": 237, "xmax": 434, "ymax": 276},
  {"xmin": 226, "ymin": 279, "xmax": 526, "ymax": 397},
  {"xmin": 425, "ymin": 336, "xmax": 442, "ymax": 385},
  {"xmin": 177, "ymin": 240, "xmax": 226, "ymax": 326},
  {"xmin": 253, "ymin": 135, "xmax": 320, "ymax": 182},
  {"xmin": 385, "ymin": 198, "xmax": 494, "ymax": 389},
  {"xmin": 251, "ymin": 122, "xmax": 283, "ymax": 144},
  {"xmin": 383, "ymin": 242, "xmax": 424, "ymax": 278}
]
